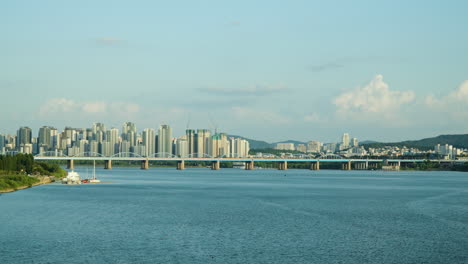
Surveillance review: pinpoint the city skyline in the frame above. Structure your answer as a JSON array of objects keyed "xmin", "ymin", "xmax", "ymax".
[
  {"xmin": 1, "ymin": 1, "xmax": 468, "ymax": 142},
  {"xmin": 1, "ymin": 123, "xmax": 252, "ymax": 158},
  {"xmin": 2, "ymin": 123, "xmax": 465, "ymax": 160}
]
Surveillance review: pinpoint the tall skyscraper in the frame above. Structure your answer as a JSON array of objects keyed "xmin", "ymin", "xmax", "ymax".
[
  {"xmin": 342, "ymin": 133, "xmax": 350, "ymax": 148},
  {"xmin": 38, "ymin": 126, "xmax": 53, "ymax": 151},
  {"xmin": 107, "ymin": 128, "xmax": 120, "ymax": 155},
  {"xmin": 16, "ymin": 127, "xmax": 32, "ymax": 150},
  {"xmin": 211, "ymin": 133, "xmax": 229, "ymax": 157},
  {"xmin": 142, "ymin": 128, "xmax": 156, "ymax": 157},
  {"xmin": 92, "ymin": 123, "xmax": 106, "ymax": 142},
  {"xmin": 230, "ymin": 137, "xmax": 250, "ymax": 158},
  {"xmin": 0, "ymin": 134, "xmax": 5, "ymax": 152},
  {"xmin": 176, "ymin": 136, "xmax": 189, "ymax": 158},
  {"xmin": 186, "ymin": 129, "xmax": 196, "ymax": 156},
  {"xmin": 122, "ymin": 122, "xmax": 137, "ymax": 146},
  {"xmin": 158, "ymin": 125, "xmax": 172, "ymax": 157},
  {"xmin": 196, "ymin": 129, "xmax": 211, "ymax": 157}
]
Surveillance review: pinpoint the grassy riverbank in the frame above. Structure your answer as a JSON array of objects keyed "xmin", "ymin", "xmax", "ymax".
[
  {"xmin": 0, "ymin": 174, "xmax": 56, "ymax": 193},
  {"xmin": 0, "ymin": 154, "xmax": 67, "ymax": 193}
]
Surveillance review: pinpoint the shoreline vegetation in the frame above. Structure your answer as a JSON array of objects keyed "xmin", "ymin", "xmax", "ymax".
[
  {"xmin": 1, "ymin": 154, "xmax": 466, "ymax": 194},
  {"xmin": 0, "ymin": 154, "xmax": 67, "ymax": 194}
]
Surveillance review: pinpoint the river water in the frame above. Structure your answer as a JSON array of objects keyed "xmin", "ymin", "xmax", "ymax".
[{"xmin": 0, "ymin": 168, "xmax": 467, "ymax": 264}]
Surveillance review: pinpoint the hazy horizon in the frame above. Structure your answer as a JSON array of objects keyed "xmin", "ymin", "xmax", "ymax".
[{"xmin": 1, "ymin": 0, "xmax": 467, "ymax": 142}]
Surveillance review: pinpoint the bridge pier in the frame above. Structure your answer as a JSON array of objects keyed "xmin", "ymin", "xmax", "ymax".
[
  {"xmin": 355, "ymin": 162, "xmax": 367, "ymax": 170},
  {"xmin": 67, "ymin": 160, "xmax": 74, "ymax": 170},
  {"xmin": 141, "ymin": 160, "xmax": 149, "ymax": 170},
  {"xmin": 245, "ymin": 161, "xmax": 254, "ymax": 170},
  {"xmin": 310, "ymin": 161, "xmax": 320, "ymax": 170},
  {"xmin": 211, "ymin": 160, "xmax": 220, "ymax": 170},
  {"xmin": 104, "ymin": 160, "xmax": 112, "ymax": 170},
  {"xmin": 278, "ymin": 161, "xmax": 288, "ymax": 170},
  {"xmin": 177, "ymin": 160, "xmax": 185, "ymax": 170},
  {"xmin": 342, "ymin": 161, "xmax": 351, "ymax": 170}
]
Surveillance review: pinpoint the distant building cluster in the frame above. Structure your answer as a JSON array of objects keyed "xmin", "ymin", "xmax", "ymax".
[
  {"xmin": 434, "ymin": 144, "xmax": 463, "ymax": 159},
  {"xmin": 0, "ymin": 123, "xmax": 250, "ymax": 158},
  {"xmin": 367, "ymin": 146, "xmax": 428, "ymax": 157},
  {"xmin": 274, "ymin": 133, "xmax": 366, "ymax": 157},
  {"xmin": 271, "ymin": 133, "xmax": 467, "ymax": 159}
]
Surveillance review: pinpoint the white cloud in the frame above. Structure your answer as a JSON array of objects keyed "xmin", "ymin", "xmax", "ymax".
[
  {"xmin": 39, "ymin": 98, "xmax": 76, "ymax": 115},
  {"xmin": 82, "ymin": 102, "xmax": 107, "ymax": 113},
  {"xmin": 425, "ymin": 80, "xmax": 468, "ymax": 118},
  {"xmin": 39, "ymin": 98, "xmax": 140, "ymax": 118},
  {"xmin": 426, "ymin": 80, "xmax": 468, "ymax": 106},
  {"xmin": 333, "ymin": 74, "xmax": 415, "ymax": 119}
]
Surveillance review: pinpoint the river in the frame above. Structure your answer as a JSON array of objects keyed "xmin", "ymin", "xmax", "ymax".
[{"xmin": 0, "ymin": 168, "xmax": 467, "ymax": 263}]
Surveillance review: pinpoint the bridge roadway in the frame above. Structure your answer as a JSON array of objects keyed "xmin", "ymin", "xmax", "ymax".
[{"xmin": 33, "ymin": 156, "xmax": 467, "ymax": 171}]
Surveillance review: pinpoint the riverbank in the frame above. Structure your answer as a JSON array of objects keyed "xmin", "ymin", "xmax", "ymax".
[{"xmin": 0, "ymin": 175, "xmax": 54, "ymax": 194}]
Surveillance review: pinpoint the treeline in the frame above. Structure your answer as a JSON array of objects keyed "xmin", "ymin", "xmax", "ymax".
[
  {"xmin": 401, "ymin": 161, "xmax": 468, "ymax": 172},
  {"xmin": 249, "ymin": 148, "xmax": 308, "ymax": 155},
  {"xmin": 0, "ymin": 154, "xmax": 67, "ymax": 178},
  {"xmin": 0, "ymin": 154, "xmax": 34, "ymax": 173}
]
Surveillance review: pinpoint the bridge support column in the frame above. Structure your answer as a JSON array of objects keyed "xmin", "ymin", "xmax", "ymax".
[
  {"xmin": 245, "ymin": 161, "xmax": 254, "ymax": 170},
  {"xmin": 310, "ymin": 161, "xmax": 320, "ymax": 170},
  {"xmin": 104, "ymin": 160, "xmax": 112, "ymax": 170},
  {"xmin": 342, "ymin": 161, "xmax": 351, "ymax": 170},
  {"xmin": 141, "ymin": 160, "xmax": 149, "ymax": 170},
  {"xmin": 356, "ymin": 162, "xmax": 366, "ymax": 170},
  {"xmin": 177, "ymin": 160, "xmax": 185, "ymax": 170},
  {"xmin": 67, "ymin": 160, "xmax": 74, "ymax": 170},
  {"xmin": 211, "ymin": 160, "xmax": 220, "ymax": 170},
  {"xmin": 278, "ymin": 161, "xmax": 288, "ymax": 170}
]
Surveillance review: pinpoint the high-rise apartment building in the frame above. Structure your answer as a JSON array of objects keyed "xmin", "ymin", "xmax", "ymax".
[
  {"xmin": 211, "ymin": 133, "xmax": 230, "ymax": 157},
  {"xmin": 158, "ymin": 125, "xmax": 172, "ymax": 157},
  {"xmin": 230, "ymin": 138, "xmax": 250, "ymax": 158},
  {"xmin": 122, "ymin": 122, "xmax": 137, "ymax": 147},
  {"xmin": 307, "ymin": 141, "xmax": 322, "ymax": 153},
  {"xmin": 176, "ymin": 136, "xmax": 189, "ymax": 158},
  {"xmin": 0, "ymin": 134, "xmax": 5, "ymax": 152},
  {"xmin": 142, "ymin": 128, "xmax": 156, "ymax": 157},
  {"xmin": 342, "ymin": 133, "xmax": 350, "ymax": 148},
  {"xmin": 38, "ymin": 126, "xmax": 54, "ymax": 151},
  {"xmin": 186, "ymin": 129, "xmax": 195, "ymax": 156},
  {"xmin": 16, "ymin": 127, "xmax": 32, "ymax": 146},
  {"xmin": 107, "ymin": 128, "xmax": 120, "ymax": 155},
  {"xmin": 275, "ymin": 143, "xmax": 295, "ymax": 151},
  {"xmin": 93, "ymin": 123, "xmax": 106, "ymax": 142},
  {"xmin": 196, "ymin": 129, "xmax": 211, "ymax": 157}
]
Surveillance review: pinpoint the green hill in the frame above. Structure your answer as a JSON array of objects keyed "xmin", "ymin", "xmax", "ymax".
[
  {"xmin": 362, "ymin": 134, "xmax": 468, "ymax": 150},
  {"xmin": 228, "ymin": 135, "xmax": 272, "ymax": 149}
]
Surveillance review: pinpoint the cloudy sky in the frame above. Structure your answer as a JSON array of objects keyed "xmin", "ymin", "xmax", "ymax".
[{"xmin": 1, "ymin": 0, "xmax": 467, "ymax": 142}]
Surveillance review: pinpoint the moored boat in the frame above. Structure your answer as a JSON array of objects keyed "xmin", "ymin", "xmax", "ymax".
[{"xmin": 62, "ymin": 170, "xmax": 82, "ymax": 185}]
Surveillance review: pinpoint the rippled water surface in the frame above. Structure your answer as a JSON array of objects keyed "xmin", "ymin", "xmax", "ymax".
[{"xmin": 1, "ymin": 168, "xmax": 467, "ymax": 263}]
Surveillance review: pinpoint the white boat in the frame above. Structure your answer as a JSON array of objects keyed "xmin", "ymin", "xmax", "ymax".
[
  {"xmin": 62, "ymin": 170, "xmax": 82, "ymax": 185},
  {"xmin": 89, "ymin": 160, "xmax": 101, "ymax": 183}
]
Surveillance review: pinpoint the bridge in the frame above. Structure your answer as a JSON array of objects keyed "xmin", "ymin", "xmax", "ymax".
[{"xmin": 29, "ymin": 152, "xmax": 468, "ymax": 171}]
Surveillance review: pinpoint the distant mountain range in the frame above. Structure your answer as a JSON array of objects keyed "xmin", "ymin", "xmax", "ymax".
[
  {"xmin": 228, "ymin": 135, "xmax": 306, "ymax": 149},
  {"xmin": 361, "ymin": 134, "xmax": 468, "ymax": 150},
  {"xmin": 231, "ymin": 134, "xmax": 468, "ymax": 150}
]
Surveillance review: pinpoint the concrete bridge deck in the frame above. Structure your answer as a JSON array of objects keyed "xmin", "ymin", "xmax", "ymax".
[{"xmin": 33, "ymin": 155, "xmax": 467, "ymax": 171}]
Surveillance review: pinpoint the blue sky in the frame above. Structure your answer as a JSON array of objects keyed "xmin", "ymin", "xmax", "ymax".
[{"xmin": 1, "ymin": 0, "xmax": 467, "ymax": 142}]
